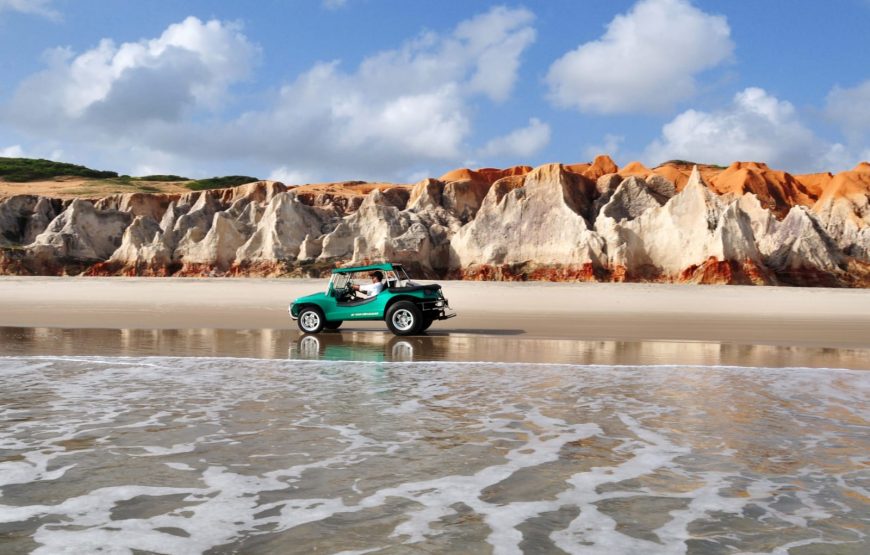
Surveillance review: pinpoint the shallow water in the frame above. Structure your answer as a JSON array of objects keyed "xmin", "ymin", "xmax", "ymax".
[
  {"xmin": 1, "ymin": 356, "xmax": 868, "ymax": 554},
  {"xmin": 3, "ymin": 327, "xmax": 870, "ymax": 369}
]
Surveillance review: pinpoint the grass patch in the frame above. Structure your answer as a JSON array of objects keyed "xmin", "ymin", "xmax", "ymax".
[
  {"xmin": 0, "ymin": 157, "xmax": 118, "ymax": 182},
  {"xmin": 1, "ymin": 156, "xmax": 259, "ymax": 193},
  {"xmin": 102, "ymin": 176, "xmax": 135, "ymax": 185},
  {"xmin": 185, "ymin": 176, "xmax": 259, "ymax": 191},
  {"xmin": 138, "ymin": 174, "xmax": 189, "ymax": 181}
]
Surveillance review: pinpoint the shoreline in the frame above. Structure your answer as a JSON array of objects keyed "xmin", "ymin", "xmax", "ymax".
[
  {"xmin": 1, "ymin": 277, "xmax": 870, "ymax": 349},
  {"xmin": 3, "ymin": 327, "xmax": 870, "ymax": 370}
]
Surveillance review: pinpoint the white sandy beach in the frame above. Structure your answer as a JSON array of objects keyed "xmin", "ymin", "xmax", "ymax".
[{"xmin": 1, "ymin": 277, "xmax": 869, "ymax": 348}]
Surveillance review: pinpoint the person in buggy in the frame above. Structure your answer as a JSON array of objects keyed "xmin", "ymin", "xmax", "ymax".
[{"xmin": 351, "ymin": 271, "xmax": 385, "ymax": 299}]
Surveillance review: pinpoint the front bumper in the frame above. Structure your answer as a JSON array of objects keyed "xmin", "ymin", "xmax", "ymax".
[
  {"xmin": 421, "ymin": 298, "xmax": 456, "ymax": 320},
  {"xmin": 288, "ymin": 303, "xmax": 298, "ymax": 320}
]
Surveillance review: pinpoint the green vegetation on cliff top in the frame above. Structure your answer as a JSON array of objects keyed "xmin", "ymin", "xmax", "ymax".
[
  {"xmin": 0, "ymin": 157, "xmax": 258, "ymax": 191},
  {"xmin": 186, "ymin": 176, "xmax": 260, "ymax": 191},
  {"xmin": 0, "ymin": 157, "xmax": 118, "ymax": 182}
]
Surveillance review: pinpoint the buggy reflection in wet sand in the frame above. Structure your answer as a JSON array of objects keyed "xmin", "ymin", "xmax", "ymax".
[
  {"xmin": 288, "ymin": 263, "xmax": 455, "ymax": 336},
  {"xmin": 290, "ymin": 333, "xmax": 431, "ymax": 362}
]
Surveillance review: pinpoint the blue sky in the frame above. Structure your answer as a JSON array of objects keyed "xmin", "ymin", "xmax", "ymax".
[{"xmin": 0, "ymin": 0, "xmax": 868, "ymax": 182}]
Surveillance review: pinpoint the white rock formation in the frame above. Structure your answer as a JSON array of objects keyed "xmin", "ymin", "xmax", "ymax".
[
  {"xmin": 4, "ymin": 161, "xmax": 869, "ymax": 284},
  {"xmin": 236, "ymin": 192, "xmax": 324, "ymax": 264},
  {"xmin": 813, "ymin": 165, "xmax": 870, "ymax": 261},
  {"xmin": 177, "ymin": 212, "xmax": 248, "ymax": 271},
  {"xmin": 24, "ymin": 197, "xmax": 58, "ymax": 244},
  {"xmin": 0, "ymin": 196, "xmax": 38, "ymax": 246},
  {"xmin": 767, "ymin": 206, "xmax": 843, "ymax": 272},
  {"xmin": 450, "ymin": 164, "xmax": 605, "ymax": 269},
  {"xmin": 318, "ymin": 188, "xmax": 442, "ymax": 273},
  {"xmin": 595, "ymin": 167, "xmax": 762, "ymax": 277},
  {"xmin": 31, "ymin": 199, "xmax": 132, "ymax": 260},
  {"xmin": 94, "ymin": 193, "xmax": 172, "ymax": 221},
  {"xmin": 172, "ymin": 192, "xmax": 223, "ymax": 249},
  {"xmin": 108, "ymin": 215, "xmax": 172, "ymax": 271}
]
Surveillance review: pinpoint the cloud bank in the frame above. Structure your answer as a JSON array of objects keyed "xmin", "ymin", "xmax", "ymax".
[
  {"xmin": 1, "ymin": 8, "xmax": 538, "ymax": 181},
  {"xmin": 645, "ymin": 87, "xmax": 849, "ymax": 172},
  {"xmin": 546, "ymin": 0, "xmax": 733, "ymax": 114},
  {"xmin": 479, "ymin": 118, "xmax": 550, "ymax": 159}
]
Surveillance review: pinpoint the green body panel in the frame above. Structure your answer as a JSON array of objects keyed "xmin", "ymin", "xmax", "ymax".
[{"xmin": 291, "ymin": 288, "xmax": 437, "ymax": 322}]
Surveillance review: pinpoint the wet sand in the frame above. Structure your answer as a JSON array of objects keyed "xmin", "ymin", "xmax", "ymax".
[
  {"xmin": 1, "ymin": 277, "xmax": 870, "ymax": 348},
  {"xmin": 3, "ymin": 327, "xmax": 870, "ymax": 370}
]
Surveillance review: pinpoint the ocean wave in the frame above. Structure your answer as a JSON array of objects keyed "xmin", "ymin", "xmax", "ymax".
[{"xmin": 0, "ymin": 357, "xmax": 867, "ymax": 554}]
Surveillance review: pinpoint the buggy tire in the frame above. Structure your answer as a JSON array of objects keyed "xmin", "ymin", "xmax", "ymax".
[
  {"xmin": 324, "ymin": 320, "xmax": 343, "ymax": 330},
  {"xmin": 297, "ymin": 306, "xmax": 325, "ymax": 334},
  {"xmin": 386, "ymin": 301, "xmax": 422, "ymax": 336}
]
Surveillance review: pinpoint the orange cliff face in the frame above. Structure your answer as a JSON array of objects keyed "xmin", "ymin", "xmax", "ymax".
[
  {"xmin": 810, "ymin": 162, "xmax": 870, "ymax": 232},
  {"xmin": 815, "ymin": 162, "xmax": 870, "ymax": 202},
  {"xmin": 565, "ymin": 155, "xmax": 619, "ymax": 180},
  {"xmin": 793, "ymin": 172, "xmax": 833, "ymax": 199},
  {"xmin": 619, "ymin": 161, "xmax": 652, "ymax": 176},
  {"xmin": 708, "ymin": 162, "xmax": 819, "ymax": 218},
  {"xmin": 439, "ymin": 165, "xmax": 532, "ymax": 185},
  {"xmin": 3, "ymin": 156, "xmax": 870, "ymax": 286},
  {"xmin": 646, "ymin": 162, "xmax": 722, "ymax": 191},
  {"xmin": 183, "ymin": 159, "xmax": 863, "ymax": 223}
]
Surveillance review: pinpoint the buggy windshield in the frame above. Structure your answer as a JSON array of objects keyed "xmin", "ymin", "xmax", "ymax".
[{"xmin": 327, "ymin": 266, "xmax": 411, "ymax": 294}]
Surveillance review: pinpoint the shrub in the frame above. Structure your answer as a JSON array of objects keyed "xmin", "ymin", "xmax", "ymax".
[
  {"xmin": 138, "ymin": 174, "xmax": 189, "ymax": 181},
  {"xmin": 0, "ymin": 157, "xmax": 118, "ymax": 182},
  {"xmin": 186, "ymin": 176, "xmax": 259, "ymax": 191}
]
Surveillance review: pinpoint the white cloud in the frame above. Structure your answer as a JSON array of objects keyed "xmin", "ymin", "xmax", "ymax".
[
  {"xmin": 583, "ymin": 134, "xmax": 624, "ymax": 160},
  {"xmin": 645, "ymin": 87, "xmax": 848, "ymax": 172},
  {"xmin": 322, "ymin": 0, "xmax": 348, "ymax": 10},
  {"xmin": 825, "ymin": 80, "xmax": 870, "ymax": 141},
  {"xmin": 0, "ymin": 0, "xmax": 60, "ymax": 20},
  {"xmin": 5, "ymin": 17, "xmax": 259, "ymax": 131},
  {"xmin": 1, "ymin": 8, "xmax": 537, "ymax": 181},
  {"xmin": 267, "ymin": 167, "xmax": 316, "ymax": 185},
  {"xmin": 546, "ymin": 0, "xmax": 733, "ymax": 114},
  {"xmin": 238, "ymin": 4, "xmax": 536, "ymax": 176},
  {"xmin": 0, "ymin": 144, "xmax": 25, "ymax": 157},
  {"xmin": 479, "ymin": 118, "xmax": 550, "ymax": 159},
  {"xmin": 127, "ymin": 147, "xmax": 203, "ymax": 178},
  {"xmin": 455, "ymin": 7, "xmax": 536, "ymax": 102}
]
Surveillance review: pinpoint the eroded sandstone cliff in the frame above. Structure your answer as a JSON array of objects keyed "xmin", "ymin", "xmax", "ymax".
[{"xmin": 2, "ymin": 159, "xmax": 870, "ymax": 286}]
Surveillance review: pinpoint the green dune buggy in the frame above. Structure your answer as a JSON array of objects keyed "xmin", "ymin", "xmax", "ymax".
[{"xmin": 288, "ymin": 263, "xmax": 455, "ymax": 336}]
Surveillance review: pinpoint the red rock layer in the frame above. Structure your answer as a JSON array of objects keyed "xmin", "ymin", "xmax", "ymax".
[
  {"xmin": 451, "ymin": 263, "xmax": 602, "ymax": 282},
  {"xmin": 678, "ymin": 258, "xmax": 775, "ymax": 286}
]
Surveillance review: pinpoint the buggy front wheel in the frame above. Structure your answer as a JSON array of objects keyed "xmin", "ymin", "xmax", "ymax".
[
  {"xmin": 386, "ymin": 301, "xmax": 422, "ymax": 336},
  {"xmin": 297, "ymin": 306, "xmax": 325, "ymax": 334}
]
